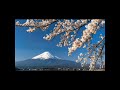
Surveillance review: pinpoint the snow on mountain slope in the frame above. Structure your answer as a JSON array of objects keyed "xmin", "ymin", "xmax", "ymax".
[{"xmin": 32, "ymin": 51, "xmax": 60, "ymax": 60}]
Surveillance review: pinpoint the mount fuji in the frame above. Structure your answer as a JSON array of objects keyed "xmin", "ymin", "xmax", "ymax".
[
  {"xmin": 15, "ymin": 51, "xmax": 81, "ymax": 70},
  {"xmin": 32, "ymin": 51, "xmax": 61, "ymax": 60}
]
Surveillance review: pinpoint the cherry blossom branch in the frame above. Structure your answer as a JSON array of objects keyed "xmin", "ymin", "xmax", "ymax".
[
  {"xmin": 88, "ymin": 37, "xmax": 105, "ymax": 71},
  {"xmin": 68, "ymin": 19, "xmax": 103, "ymax": 56},
  {"xmin": 56, "ymin": 19, "xmax": 89, "ymax": 47},
  {"xmin": 16, "ymin": 19, "xmax": 57, "ymax": 32}
]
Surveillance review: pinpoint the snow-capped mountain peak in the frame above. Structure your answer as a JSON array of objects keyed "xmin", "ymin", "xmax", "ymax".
[
  {"xmin": 32, "ymin": 51, "xmax": 54, "ymax": 60},
  {"xmin": 32, "ymin": 51, "xmax": 61, "ymax": 60}
]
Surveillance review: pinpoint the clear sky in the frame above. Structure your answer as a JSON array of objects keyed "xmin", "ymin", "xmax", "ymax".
[{"xmin": 15, "ymin": 19, "xmax": 105, "ymax": 62}]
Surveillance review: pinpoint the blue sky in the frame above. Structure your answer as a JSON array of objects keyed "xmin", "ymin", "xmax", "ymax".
[{"xmin": 15, "ymin": 19, "xmax": 105, "ymax": 62}]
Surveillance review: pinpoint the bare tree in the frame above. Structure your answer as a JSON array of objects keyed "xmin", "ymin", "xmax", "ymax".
[{"xmin": 15, "ymin": 19, "xmax": 105, "ymax": 71}]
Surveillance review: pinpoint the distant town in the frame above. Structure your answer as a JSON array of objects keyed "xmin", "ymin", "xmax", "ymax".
[{"xmin": 16, "ymin": 67, "xmax": 105, "ymax": 71}]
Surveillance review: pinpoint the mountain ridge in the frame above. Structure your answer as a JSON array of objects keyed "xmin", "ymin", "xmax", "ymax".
[
  {"xmin": 15, "ymin": 58, "xmax": 81, "ymax": 69},
  {"xmin": 15, "ymin": 51, "xmax": 81, "ymax": 70}
]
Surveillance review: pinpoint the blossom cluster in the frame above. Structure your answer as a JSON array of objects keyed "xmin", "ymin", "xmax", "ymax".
[
  {"xmin": 68, "ymin": 19, "xmax": 104, "ymax": 56},
  {"xmin": 43, "ymin": 19, "xmax": 88, "ymax": 44},
  {"xmin": 15, "ymin": 19, "xmax": 57, "ymax": 32},
  {"xmin": 75, "ymin": 53, "xmax": 87, "ymax": 68},
  {"xmin": 88, "ymin": 36, "xmax": 105, "ymax": 71}
]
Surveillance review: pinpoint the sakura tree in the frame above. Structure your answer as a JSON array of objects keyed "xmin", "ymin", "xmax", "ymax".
[{"xmin": 15, "ymin": 19, "xmax": 105, "ymax": 71}]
